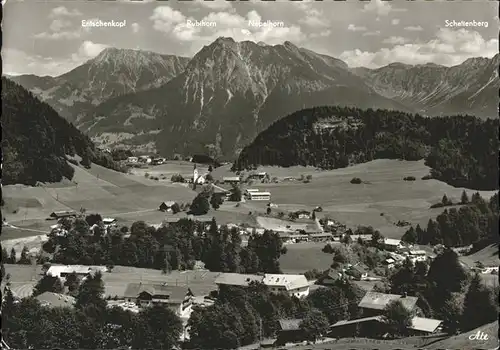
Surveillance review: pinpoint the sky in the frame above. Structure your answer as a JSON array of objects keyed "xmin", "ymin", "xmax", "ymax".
[{"xmin": 3, "ymin": 0, "xmax": 498, "ymax": 76}]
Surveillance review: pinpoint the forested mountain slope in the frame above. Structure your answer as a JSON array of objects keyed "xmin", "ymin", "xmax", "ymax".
[
  {"xmin": 234, "ymin": 106, "xmax": 498, "ymax": 190},
  {"xmin": 2, "ymin": 77, "xmax": 122, "ymax": 185}
]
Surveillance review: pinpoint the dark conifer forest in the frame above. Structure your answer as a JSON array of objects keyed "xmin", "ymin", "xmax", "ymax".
[
  {"xmin": 2, "ymin": 77, "xmax": 124, "ymax": 185},
  {"xmin": 233, "ymin": 106, "xmax": 499, "ymax": 190}
]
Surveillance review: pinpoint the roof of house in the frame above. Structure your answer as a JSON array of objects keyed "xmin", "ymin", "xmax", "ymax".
[
  {"xmin": 124, "ymin": 283, "xmax": 191, "ymax": 303},
  {"xmin": 215, "ymin": 273, "xmax": 264, "ymax": 286},
  {"xmin": 408, "ymin": 250, "xmax": 427, "ymax": 255},
  {"xmin": 279, "ymin": 319, "xmax": 303, "ymax": 331},
  {"xmin": 211, "ymin": 184, "xmax": 230, "ymax": 193},
  {"xmin": 330, "ymin": 316, "xmax": 383, "ymax": 328},
  {"xmin": 263, "ymin": 274, "xmax": 309, "ymax": 291},
  {"xmin": 222, "ymin": 176, "xmax": 241, "ymax": 181},
  {"xmin": 409, "ymin": 317, "xmax": 443, "ymax": 333},
  {"xmin": 384, "ymin": 238, "xmax": 402, "ymax": 246},
  {"xmin": 102, "ymin": 218, "xmax": 116, "ymax": 223},
  {"xmin": 186, "ymin": 215, "xmax": 214, "ymax": 223},
  {"xmin": 160, "ymin": 201, "xmax": 176, "ymax": 207},
  {"xmin": 47, "ymin": 265, "xmax": 93, "ymax": 276},
  {"xmin": 35, "ymin": 292, "xmax": 76, "ymax": 308},
  {"xmin": 51, "ymin": 211, "xmax": 77, "ymax": 216},
  {"xmin": 358, "ymin": 292, "xmax": 418, "ymax": 311},
  {"xmin": 295, "ymin": 210, "xmax": 311, "ymax": 215},
  {"xmin": 249, "ymin": 191, "xmax": 271, "ymax": 196}
]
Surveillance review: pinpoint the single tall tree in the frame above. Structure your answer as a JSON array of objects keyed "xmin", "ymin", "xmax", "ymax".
[
  {"xmin": 461, "ymin": 274, "xmax": 498, "ymax": 331},
  {"xmin": 382, "ymin": 300, "xmax": 413, "ymax": 337},
  {"xmin": 299, "ymin": 308, "xmax": 329, "ymax": 342},
  {"xmin": 32, "ymin": 275, "xmax": 64, "ymax": 296},
  {"xmin": 460, "ymin": 190, "xmax": 469, "ymax": 204}
]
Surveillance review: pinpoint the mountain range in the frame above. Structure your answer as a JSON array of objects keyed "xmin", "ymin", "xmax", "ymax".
[
  {"xmin": 7, "ymin": 38, "xmax": 499, "ymax": 159},
  {"xmin": 7, "ymin": 48, "xmax": 189, "ymax": 123}
]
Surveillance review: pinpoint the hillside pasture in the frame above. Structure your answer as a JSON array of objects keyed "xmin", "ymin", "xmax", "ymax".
[
  {"xmin": 1, "ymin": 162, "xmax": 197, "ymax": 235},
  {"xmin": 215, "ymin": 160, "xmax": 496, "ymax": 239},
  {"xmin": 130, "ymin": 161, "xmax": 210, "ymax": 180},
  {"xmin": 279, "ymin": 242, "xmax": 334, "ymax": 274},
  {"xmin": 459, "ymin": 244, "xmax": 500, "ymax": 268}
]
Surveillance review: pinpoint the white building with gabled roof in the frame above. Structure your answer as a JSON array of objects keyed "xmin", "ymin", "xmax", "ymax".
[{"xmin": 263, "ymin": 274, "xmax": 309, "ymax": 298}]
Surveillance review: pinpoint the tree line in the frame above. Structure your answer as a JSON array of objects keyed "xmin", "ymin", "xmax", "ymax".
[
  {"xmin": 41, "ymin": 217, "xmax": 287, "ymax": 274},
  {"xmin": 402, "ymin": 191, "xmax": 499, "ymax": 249},
  {"xmin": 233, "ymin": 106, "xmax": 498, "ymax": 190}
]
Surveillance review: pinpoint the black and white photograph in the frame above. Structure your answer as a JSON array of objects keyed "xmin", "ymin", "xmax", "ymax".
[{"xmin": 1, "ymin": 0, "xmax": 499, "ymax": 349}]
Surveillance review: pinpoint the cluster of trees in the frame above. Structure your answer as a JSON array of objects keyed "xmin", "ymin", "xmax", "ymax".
[
  {"xmin": 110, "ymin": 148, "xmax": 133, "ymax": 161},
  {"xmin": 187, "ymin": 279, "xmax": 364, "ymax": 349},
  {"xmin": 386, "ymin": 249, "xmax": 498, "ymax": 334},
  {"xmin": 2, "ymin": 271, "xmax": 183, "ymax": 349},
  {"xmin": 2, "ymin": 246, "xmax": 33, "ymax": 265},
  {"xmin": 233, "ymin": 106, "xmax": 498, "ymax": 190},
  {"xmin": 2, "ymin": 77, "xmax": 125, "ymax": 185},
  {"xmin": 402, "ymin": 192, "xmax": 499, "ymax": 248},
  {"xmin": 42, "ymin": 217, "xmax": 287, "ymax": 274},
  {"xmin": 171, "ymin": 173, "xmax": 185, "ymax": 183}
]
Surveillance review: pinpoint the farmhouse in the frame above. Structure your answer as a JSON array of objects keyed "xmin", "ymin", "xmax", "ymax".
[
  {"xmin": 247, "ymin": 191, "xmax": 271, "ymax": 201},
  {"xmin": 211, "ymin": 184, "xmax": 230, "ymax": 201},
  {"xmin": 46, "ymin": 265, "xmax": 100, "ymax": 279},
  {"xmin": 222, "ymin": 176, "xmax": 241, "ymax": 184},
  {"xmin": 49, "ymin": 211, "xmax": 77, "ymax": 219},
  {"xmin": 276, "ymin": 319, "xmax": 306, "ymax": 345},
  {"xmin": 344, "ymin": 265, "xmax": 368, "ymax": 281},
  {"xmin": 329, "ymin": 315, "xmax": 442, "ymax": 338},
  {"xmin": 248, "ymin": 172, "xmax": 268, "ymax": 180},
  {"xmin": 35, "ymin": 292, "xmax": 76, "ymax": 308},
  {"xmin": 263, "ymin": 274, "xmax": 309, "ymax": 298},
  {"xmin": 214, "ymin": 273, "xmax": 309, "ymax": 297},
  {"xmin": 408, "ymin": 317, "xmax": 443, "ymax": 335},
  {"xmin": 294, "ymin": 210, "xmax": 311, "ymax": 219},
  {"xmin": 317, "ymin": 269, "xmax": 343, "ymax": 286},
  {"xmin": 406, "ymin": 250, "xmax": 428, "ymax": 263},
  {"xmin": 329, "ymin": 316, "xmax": 385, "ymax": 338},
  {"xmin": 159, "ymin": 201, "xmax": 177, "ymax": 212},
  {"xmin": 102, "ymin": 218, "xmax": 117, "ymax": 229},
  {"xmin": 123, "ymin": 283, "xmax": 194, "ymax": 317},
  {"xmin": 151, "ymin": 158, "xmax": 165, "ymax": 165},
  {"xmin": 127, "ymin": 156, "xmax": 138, "ymax": 163},
  {"xmin": 382, "ymin": 238, "xmax": 404, "ymax": 251},
  {"xmin": 383, "ymin": 258, "xmax": 396, "ymax": 269},
  {"xmin": 138, "ymin": 155, "xmax": 152, "ymax": 164},
  {"xmin": 358, "ymin": 291, "xmax": 418, "ymax": 317},
  {"xmin": 480, "ymin": 266, "xmax": 499, "ymax": 274},
  {"xmin": 215, "ymin": 273, "xmax": 264, "ymax": 288}
]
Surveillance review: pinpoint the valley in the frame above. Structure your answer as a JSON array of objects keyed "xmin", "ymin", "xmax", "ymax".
[{"xmin": 2, "ymin": 6, "xmax": 499, "ymax": 347}]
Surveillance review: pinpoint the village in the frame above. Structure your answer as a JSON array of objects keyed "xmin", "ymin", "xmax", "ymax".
[{"xmin": 2, "ymin": 156, "xmax": 498, "ymax": 349}]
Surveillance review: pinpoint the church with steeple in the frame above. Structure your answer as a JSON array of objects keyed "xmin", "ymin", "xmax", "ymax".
[{"xmin": 192, "ymin": 164, "xmax": 205, "ymax": 184}]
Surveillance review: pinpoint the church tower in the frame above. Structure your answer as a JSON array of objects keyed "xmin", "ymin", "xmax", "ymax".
[{"xmin": 193, "ymin": 164, "xmax": 199, "ymax": 183}]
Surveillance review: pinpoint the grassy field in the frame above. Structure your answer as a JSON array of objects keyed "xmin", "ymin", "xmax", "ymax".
[
  {"xmin": 3, "ymin": 159, "xmax": 497, "ymax": 272},
  {"xmin": 279, "ymin": 242, "xmax": 334, "ymax": 274},
  {"xmin": 459, "ymin": 244, "xmax": 500, "ymax": 267},
  {"xmin": 2, "ymin": 161, "xmax": 245, "ymax": 244},
  {"xmin": 214, "ymin": 159, "xmax": 497, "ymax": 239}
]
